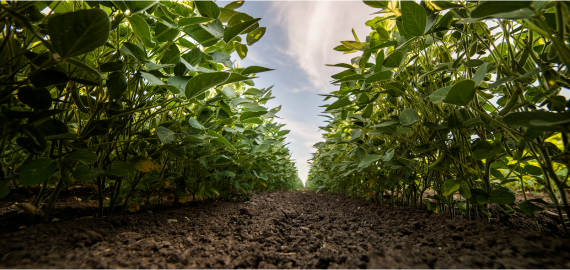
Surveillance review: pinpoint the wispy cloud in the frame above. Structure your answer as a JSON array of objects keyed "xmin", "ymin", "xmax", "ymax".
[{"xmin": 266, "ymin": 1, "xmax": 376, "ymax": 94}]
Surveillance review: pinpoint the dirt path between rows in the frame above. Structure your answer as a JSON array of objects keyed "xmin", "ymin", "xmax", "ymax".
[{"xmin": 1, "ymin": 190, "xmax": 569, "ymax": 268}]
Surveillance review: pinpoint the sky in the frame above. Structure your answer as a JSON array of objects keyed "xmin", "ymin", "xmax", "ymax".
[{"xmin": 218, "ymin": 1, "xmax": 378, "ymax": 184}]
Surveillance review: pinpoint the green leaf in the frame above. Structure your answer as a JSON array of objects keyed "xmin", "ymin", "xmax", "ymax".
[
  {"xmin": 30, "ymin": 70, "xmax": 69, "ymax": 87},
  {"xmin": 48, "ymin": 9, "xmax": 110, "ymax": 59},
  {"xmin": 502, "ymin": 111, "xmax": 569, "ymax": 132},
  {"xmin": 235, "ymin": 43, "xmax": 248, "ymax": 59},
  {"xmin": 241, "ymin": 66, "xmax": 274, "ymax": 76},
  {"xmin": 458, "ymin": 181, "xmax": 471, "ymax": 199},
  {"xmin": 246, "ymin": 27, "xmax": 266, "ymax": 45},
  {"xmin": 103, "ymin": 161, "xmax": 135, "ymax": 177},
  {"xmin": 124, "ymin": 1, "xmax": 157, "ymax": 14},
  {"xmin": 178, "ymin": 17, "xmax": 213, "ymax": 27},
  {"xmin": 383, "ymin": 50, "xmax": 404, "ymax": 68},
  {"xmin": 121, "ymin": 42, "xmax": 147, "ymax": 63},
  {"xmin": 19, "ymin": 158, "xmax": 57, "ymax": 186},
  {"xmin": 489, "ymin": 187, "xmax": 516, "ymax": 204},
  {"xmin": 327, "ymin": 97, "xmax": 352, "ymax": 111},
  {"xmin": 0, "ymin": 180, "xmax": 9, "ymax": 199},
  {"xmin": 72, "ymin": 164, "xmax": 98, "ymax": 182},
  {"xmin": 358, "ymin": 154, "xmax": 382, "ymax": 168},
  {"xmin": 140, "ymin": 72, "xmax": 164, "ymax": 85},
  {"xmin": 362, "ymin": 103, "xmax": 374, "ymax": 118},
  {"xmin": 107, "ymin": 72, "xmax": 127, "ymax": 100},
  {"xmin": 18, "ymin": 87, "xmax": 52, "ymax": 110},
  {"xmin": 399, "ymin": 108, "xmax": 418, "ymax": 126},
  {"xmin": 195, "ymin": 0, "xmax": 221, "ymax": 19},
  {"xmin": 63, "ymin": 150, "xmax": 98, "ymax": 165},
  {"xmin": 240, "ymin": 110, "xmax": 268, "ymax": 120},
  {"xmin": 188, "ymin": 117, "xmax": 206, "ymax": 130},
  {"xmin": 167, "ymin": 76, "xmax": 191, "ymax": 95},
  {"xmin": 252, "ymin": 144, "xmax": 270, "ymax": 153},
  {"xmin": 381, "ymin": 149, "xmax": 394, "ymax": 161},
  {"xmin": 225, "ymin": 1, "xmax": 245, "ymax": 10},
  {"xmin": 443, "ymin": 180, "xmax": 460, "ymax": 196},
  {"xmin": 365, "ymin": 71, "xmax": 392, "ymax": 84},
  {"xmin": 156, "ymin": 126, "xmax": 176, "ymax": 144},
  {"xmin": 524, "ymin": 165, "xmax": 543, "ymax": 176},
  {"xmin": 443, "ymin": 80, "xmax": 476, "ymax": 106},
  {"xmin": 471, "ymin": 62, "xmax": 488, "ymax": 87},
  {"xmin": 464, "ymin": 59, "xmax": 484, "ymax": 67},
  {"xmin": 374, "ymin": 50, "xmax": 384, "ymax": 73},
  {"xmin": 401, "ymin": 1, "xmax": 427, "ymax": 36},
  {"xmin": 185, "ymin": 72, "xmax": 231, "ymax": 100},
  {"xmin": 519, "ymin": 201, "xmax": 544, "ymax": 217},
  {"xmin": 429, "ymin": 85, "xmax": 453, "ymax": 103},
  {"xmin": 428, "ymin": 1, "xmax": 463, "ymax": 11},
  {"xmin": 207, "ymin": 130, "xmax": 235, "ymax": 149},
  {"xmin": 470, "ymin": 1, "xmax": 533, "ymax": 18},
  {"xmin": 127, "ymin": 14, "xmax": 155, "ymax": 48},
  {"xmin": 224, "ymin": 18, "xmax": 261, "ymax": 43}
]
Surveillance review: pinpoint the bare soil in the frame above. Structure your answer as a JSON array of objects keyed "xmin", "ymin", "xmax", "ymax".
[{"xmin": 1, "ymin": 190, "xmax": 569, "ymax": 268}]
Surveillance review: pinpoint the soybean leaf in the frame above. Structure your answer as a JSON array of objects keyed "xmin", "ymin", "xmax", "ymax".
[
  {"xmin": 208, "ymin": 130, "xmax": 235, "ymax": 149},
  {"xmin": 365, "ymin": 71, "xmax": 392, "ymax": 84},
  {"xmin": 327, "ymin": 97, "xmax": 352, "ymax": 111},
  {"xmin": 48, "ymin": 9, "xmax": 110, "ymax": 59},
  {"xmin": 241, "ymin": 66, "xmax": 274, "ymax": 76},
  {"xmin": 19, "ymin": 158, "xmax": 57, "ymax": 186},
  {"xmin": 472, "ymin": 62, "xmax": 488, "ymax": 87},
  {"xmin": 121, "ymin": 42, "xmax": 147, "ymax": 62},
  {"xmin": 156, "ymin": 126, "xmax": 176, "ymax": 144},
  {"xmin": 399, "ymin": 108, "xmax": 418, "ymax": 126},
  {"xmin": 358, "ymin": 154, "xmax": 382, "ymax": 168},
  {"xmin": 429, "ymin": 85, "xmax": 452, "ymax": 103},
  {"xmin": 401, "ymin": 1, "xmax": 427, "ymax": 36},
  {"xmin": 188, "ymin": 117, "xmax": 206, "ymax": 130},
  {"xmin": 18, "ymin": 87, "xmax": 52, "ymax": 110},
  {"xmin": 470, "ymin": 1, "xmax": 533, "ymax": 18},
  {"xmin": 381, "ymin": 149, "xmax": 395, "ymax": 161},
  {"xmin": 30, "ymin": 70, "xmax": 69, "ymax": 87},
  {"xmin": 195, "ymin": 0, "xmax": 221, "ymax": 19},
  {"xmin": 240, "ymin": 111, "xmax": 268, "ymax": 120},
  {"xmin": 107, "ymin": 72, "xmax": 127, "ymax": 100},
  {"xmin": 124, "ymin": 1, "xmax": 158, "ymax": 14},
  {"xmin": 489, "ymin": 187, "xmax": 516, "ymax": 204},
  {"xmin": 458, "ymin": 181, "xmax": 472, "ymax": 199},
  {"xmin": 443, "ymin": 180, "xmax": 460, "ymax": 196},
  {"xmin": 519, "ymin": 201, "xmax": 544, "ymax": 217},
  {"xmin": 178, "ymin": 17, "xmax": 213, "ymax": 27},
  {"xmin": 443, "ymin": 80, "xmax": 476, "ymax": 106},
  {"xmin": 72, "ymin": 164, "xmax": 99, "ymax": 182},
  {"xmin": 384, "ymin": 50, "xmax": 404, "ymax": 68},
  {"xmin": 252, "ymin": 144, "xmax": 270, "ymax": 153},
  {"xmin": 127, "ymin": 14, "xmax": 155, "ymax": 48},
  {"xmin": 223, "ymin": 18, "xmax": 261, "ymax": 43},
  {"xmin": 246, "ymin": 27, "xmax": 266, "ymax": 45},
  {"xmin": 63, "ymin": 150, "xmax": 98, "ymax": 165},
  {"xmin": 185, "ymin": 72, "xmax": 231, "ymax": 100}
]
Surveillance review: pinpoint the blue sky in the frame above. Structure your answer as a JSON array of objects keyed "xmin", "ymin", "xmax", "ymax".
[{"xmin": 218, "ymin": 1, "xmax": 377, "ymax": 183}]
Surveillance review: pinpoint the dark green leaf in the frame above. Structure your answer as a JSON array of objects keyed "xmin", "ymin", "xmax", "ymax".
[
  {"xmin": 18, "ymin": 87, "xmax": 52, "ymax": 110},
  {"xmin": 185, "ymin": 72, "xmax": 231, "ymax": 100},
  {"xmin": 399, "ymin": 108, "xmax": 418, "ymax": 126},
  {"xmin": 107, "ymin": 72, "xmax": 127, "ymax": 100},
  {"xmin": 241, "ymin": 66, "xmax": 274, "ymax": 76},
  {"xmin": 327, "ymin": 97, "xmax": 352, "ymax": 111},
  {"xmin": 246, "ymin": 27, "xmax": 266, "ymax": 45},
  {"xmin": 63, "ymin": 150, "xmax": 98, "ymax": 165},
  {"xmin": 48, "ymin": 9, "xmax": 110, "ymax": 58},
  {"xmin": 19, "ymin": 158, "xmax": 57, "ymax": 186},
  {"xmin": 195, "ymin": 0, "xmax": 221, "ymax": 19},
  {"xmin": 30, "ymin": 70, "xmax": 69, "ymax": 87},
  {"xmin": 489, "ymin": 187, "xmax": 516, "ymax": 204},
  {"xmin": 156, "ymin": 126, "xmax": 176, "ymax": 144},
  {"xmin": 443, "ymin": 80, "xmax": 476, "ymax": 106},
  {"xmin": 224, "ymin": 18, "xmax": 261, "ymax": 43},
  {"xmin": 401, "ymin": 1, "xmax": 427, "ymax": 36},
  {"xmin": 470, "ymin": 1, "xmax": 533, "ymax": 18},
  {"xmin": 127, "ymin": 14, "xmax": 155, "ymax": 48}
]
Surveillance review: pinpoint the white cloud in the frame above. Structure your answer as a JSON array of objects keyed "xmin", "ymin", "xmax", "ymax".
[{"xmin": 267, "ymin": 1, "xmax": 376, "ymax": 94}]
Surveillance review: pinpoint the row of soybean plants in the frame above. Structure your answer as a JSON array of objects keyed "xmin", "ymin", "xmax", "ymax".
[
  {"xmin": 0, "ymin": 0, "xmax": 303, "ymax": 222},
  {"xmin": 307, "ymin": 0, "xmax": 570, "ymax": 234}
]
